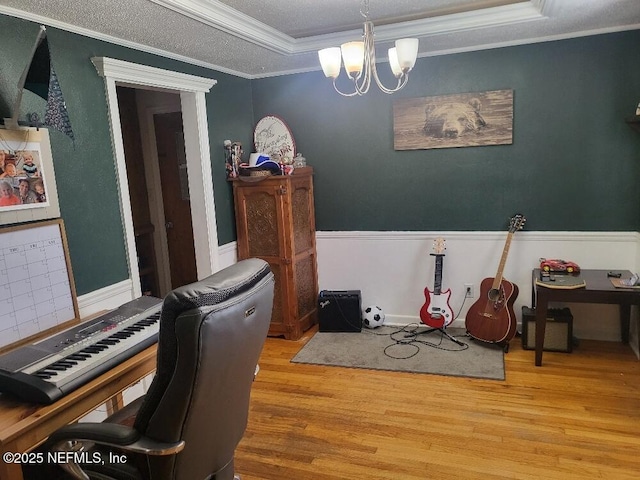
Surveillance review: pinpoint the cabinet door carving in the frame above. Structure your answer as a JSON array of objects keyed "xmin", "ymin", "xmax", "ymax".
[{"xmin": 233, "ymin": 168, "xmax": 318, "ymax": 339}]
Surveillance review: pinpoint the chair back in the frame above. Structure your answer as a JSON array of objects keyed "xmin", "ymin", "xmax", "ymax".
[{"xmin": 134, "ymin": 258, "xmax": 274, "ymax": 480}]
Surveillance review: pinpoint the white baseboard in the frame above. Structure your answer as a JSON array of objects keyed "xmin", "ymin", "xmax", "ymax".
[
  {"xmin": 76, "ymin": 242, "xmax": 238, "ymax": 318},
  {"xmin": 77, "ymin": 279, "xmax": 134, "ymax": 319},
  {"xmin": 217, "ymin": 241, "xmax": 238, "ymax": 269},
  {"xmin": 383, "ymin": 315, "xmax": 466, "ymax": 330}
]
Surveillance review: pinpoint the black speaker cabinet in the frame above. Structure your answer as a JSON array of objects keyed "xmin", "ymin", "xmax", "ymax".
[
  {"xmin": 318, "ymin": 290, "xmax": 362, "ymax": 332},
  {"xmin": 522, "ymin": 306, "xmax": 573, "ymax": 353}
]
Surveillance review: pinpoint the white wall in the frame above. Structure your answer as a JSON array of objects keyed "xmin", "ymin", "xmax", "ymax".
[
  {"xmin": 79, "ymin": 231, "xmax": 640, "ymax": 343},
  {"xmin": 317, "ymin": 231, "xmax": 640, "ymax": 342}
]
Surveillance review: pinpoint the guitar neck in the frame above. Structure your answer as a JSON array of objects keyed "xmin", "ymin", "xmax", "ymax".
[
  {"xmin": 491, "ymin": 231, "xmax": 514, "ymax": 290},
  {"xmin": 432, "ymin": 254, "xmax": 444, "ymax": 295}
]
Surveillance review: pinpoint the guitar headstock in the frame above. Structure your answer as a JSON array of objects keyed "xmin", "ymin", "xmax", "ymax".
[
  {"xmin": 509, "ymin": 214, "xmax": 526, "ymax": 233},
  {"xmin": 433, "ymin": 237, "xmax": 446, "ymax": 255}
]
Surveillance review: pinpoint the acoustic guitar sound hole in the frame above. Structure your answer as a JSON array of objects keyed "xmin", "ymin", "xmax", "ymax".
[{"xmin": 488, "ymin": 288, "xmax": 501, "ymax": 302}]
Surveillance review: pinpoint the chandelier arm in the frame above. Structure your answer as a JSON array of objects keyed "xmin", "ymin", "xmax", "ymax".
[
  {"xmin": 366, "ymin": 20, "xmax": 408, "ymax": 95},
  {"xmin": 332, "ymin": 79, "xmax": 361, "ymax": 97},
  {"xmin": 372, "ymin": 69, "xmax": 409, "ymax": 94}
]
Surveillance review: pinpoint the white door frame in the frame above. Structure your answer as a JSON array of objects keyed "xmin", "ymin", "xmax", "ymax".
[{"xmin": 92, "ymin": 57, "xmax": 219, "ymax": 298}]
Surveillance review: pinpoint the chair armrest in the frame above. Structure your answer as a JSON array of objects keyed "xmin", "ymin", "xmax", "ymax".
[
  {"xmin": 50, "ymin": 422, "xmax": 185, "ymax": 456},
  {"xmin": 48, "ymin": 423, "xmax": 185, "ymax": 480}
]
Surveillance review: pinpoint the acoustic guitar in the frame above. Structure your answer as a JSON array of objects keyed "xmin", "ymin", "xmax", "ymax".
[
  {"xmin": 465, "ymin": 214, "xmax": 526, "ymax": 347},
  {"xmin": 420, "ymin": 238, "xmax": 454, "ymax": 329}
]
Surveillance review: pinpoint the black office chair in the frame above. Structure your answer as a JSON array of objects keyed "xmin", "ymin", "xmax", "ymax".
[{"xmin": 38, "ymin": 258, "xmax": 274, "ymax": 480}]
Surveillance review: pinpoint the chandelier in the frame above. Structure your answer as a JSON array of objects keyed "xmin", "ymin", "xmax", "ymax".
[{"xmin": 317, "ymin": 0, "xmax": 419, "ymax": 97}]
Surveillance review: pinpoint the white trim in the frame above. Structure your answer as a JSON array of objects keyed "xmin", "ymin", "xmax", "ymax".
[
  {"xmin": 92, "ymin": 57, "xmax": 217, "ymax": 93},
  {"xmin": 0, "ymin": 5, "xmax": 251, "ymax": 79},
  {"xmin": 317, "ymin": 230, "xmax": 640, "ymax": 243},
  {"xmin": 92, "ymin": 57, "xmax": 219, "ymax": 298},
  {"xmin": 181, "ymin": 89, "xmax": 220, "ymax": 278},
  {"xmin": 295, "ymin": 2, "xmax": 546, "ymax": 52},
  {"xmin": 217, "ymin": 241, "xmax": 238, "ymax": 269},
  {"xmin": 2, "ymin": 2, "xmax": 638, "ymax": 80},
  {"xmin": 150, "ymin": 0, "xmax": 293, "ymax": 55},
  {"xmin": 76, "ymin": 240, "xmax": 238, "ymax": 316},
  {"xmin": 77, "ymin": 279, "xmax": 134, "ymax": 318},
  {"xmin": 151, "ymin": 0, "xmax": 545, "ymax": 54}
]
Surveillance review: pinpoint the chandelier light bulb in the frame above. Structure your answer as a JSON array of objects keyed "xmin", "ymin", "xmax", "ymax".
[
  {"xmin": 395, "ymin": 38, "xmax": 419, "ymax": 72},
  {"xmin": 316, "ymin": 0, "xmax": 419, "ymax": 96},
  {"xmin": 318, "ymin": 47, "xmax": 342, "ymax": 79},
  {"xmin": 340, "ymin": 41, "xmax": 365, "ymax": 79},
  {"xmin": 388, "ymin": 47, "xmax": 402, "ymax": 78}
]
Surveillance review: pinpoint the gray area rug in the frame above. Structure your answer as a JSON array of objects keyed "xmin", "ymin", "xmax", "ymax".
[{"xmin": 292, "ymin": 326, "xmax": 505, "ymax": 380}]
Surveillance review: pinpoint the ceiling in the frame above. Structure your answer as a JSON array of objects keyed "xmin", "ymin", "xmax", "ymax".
[{"xmin": 1, "ymin": 0, "xmax": 639, "ymax": 79}]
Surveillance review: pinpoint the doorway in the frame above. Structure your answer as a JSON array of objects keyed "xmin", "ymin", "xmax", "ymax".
[
  {"xmin": 93, "ymin": 57, "xmax": 219, "ymax": 300},
  {"xmin": 118, "ymin": 88, "xmax": 199, "ymax": 297}
]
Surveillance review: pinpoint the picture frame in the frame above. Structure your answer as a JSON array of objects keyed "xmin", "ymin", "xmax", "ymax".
[
  {"xmin": 0, "ymin": 127, "xmax": 60, "ymax": 225},
  {"xmin": 393, "ymin": 89, "xmax": 514, "ymax": 151}
]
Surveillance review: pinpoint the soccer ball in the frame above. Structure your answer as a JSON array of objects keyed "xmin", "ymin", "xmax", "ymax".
[{"xmin": 363, "ymin": 305, "xmax": 385, "ymax": 329}]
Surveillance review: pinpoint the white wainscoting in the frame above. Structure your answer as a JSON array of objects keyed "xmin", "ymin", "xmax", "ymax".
[
  {"xmin": 77, "ymin": 242, "xmax": 239, "ymax": 318},
  {"xmin": 79, "ymin": 232, "xmax": 640, "ymax": 343},
  {"xmin": 217, "ymin": 241, "xmax": 238, "ymax": 269},
  {"xmin": 316, "ymin": 231, "xmax": 640, "ymax": 342}
]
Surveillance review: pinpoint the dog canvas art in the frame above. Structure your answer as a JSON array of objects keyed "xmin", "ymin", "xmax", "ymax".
[{"xmin": 393, "ymin": 90, "xmax": 513, "ymax": 150}]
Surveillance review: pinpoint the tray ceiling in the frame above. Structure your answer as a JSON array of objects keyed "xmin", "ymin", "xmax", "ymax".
[{"xmin": 0, "ymin": 0, "xmax": 639, "ymax": 78}]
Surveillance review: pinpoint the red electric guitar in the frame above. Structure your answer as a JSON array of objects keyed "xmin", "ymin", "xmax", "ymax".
[
  {"xmin": 465, "ymin": 214, "xmax": 526, "ymax": 348},
  {"xmin": 420, "ymin": 238, "xmax": 454, "ymax": 329}
]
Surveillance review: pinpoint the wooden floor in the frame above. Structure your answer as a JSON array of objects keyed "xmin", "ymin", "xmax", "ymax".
[{"xmin": 235, "ymin": 326, "xmax": 640, "ymax": 480}]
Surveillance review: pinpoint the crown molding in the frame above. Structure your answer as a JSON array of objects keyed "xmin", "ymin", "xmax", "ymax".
[
  {"xmin": 296, "ymin": 2, "xmax": 546, "ymax": 52},
  {"xmin": 92, "ymin": 56, "xmax": 217, "ymax": 92},
  {"xmin": 0, "ymin": 4, "xmax": 253, "ymax": 79},
  {"xmin": 150, "ymin": 0, "xmax": 294, "ymax": 54},
  {"xmin": 2, "ymin": 0, "xmax": 638, "ymax": 80},
  {"xmin": 153, "ymin": 0, "xmax": 547, "ymax": 54}
]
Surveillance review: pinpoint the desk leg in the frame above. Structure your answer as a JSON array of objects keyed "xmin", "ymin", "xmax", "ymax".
[
  {"xmin": 620, "ymin": 304, "xmax": 630, "ymax": 344},
  {"xmin": 534, "ymin": 291, "xmax": 549, "ymax": 366},
  {"xmin": 106, "ymin": 392, "xmax": 124, "ymax": 416}
]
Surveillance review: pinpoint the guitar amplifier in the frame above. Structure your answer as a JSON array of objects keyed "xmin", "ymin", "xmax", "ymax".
[
  {"xmin": 521, "ymin": 306, "xmax": 573, "ymax": 353},
  {"xmin": 318, "ymin": 290, "xmax": 362, "ymax": 332}
]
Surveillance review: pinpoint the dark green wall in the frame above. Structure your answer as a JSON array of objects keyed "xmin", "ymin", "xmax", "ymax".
[
  {"xmin": 252, "ymin": 31, "xmax": 640, "ymax": 232},
  {"xmin": 0, "ymin": 15, "xmax": 253, "ymax": 295},
  {"xmin": 2, "ymin": 13, "xmax": 639, "ymax": 297}
]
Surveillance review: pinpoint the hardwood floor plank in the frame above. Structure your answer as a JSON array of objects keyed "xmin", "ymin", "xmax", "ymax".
[{"xmin": 234, "ymin": 328, "xmax": 640, "ymax": 479}]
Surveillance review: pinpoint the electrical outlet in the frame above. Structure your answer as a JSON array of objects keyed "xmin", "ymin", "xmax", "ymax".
[{"xmin": 464, "ymin": 283, "xmax": 474, "ymax": 298}]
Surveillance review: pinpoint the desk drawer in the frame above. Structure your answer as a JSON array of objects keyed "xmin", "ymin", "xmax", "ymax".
[{"xmin": 522, "ymin": 306, "xmax": 573, "ymax": 353}]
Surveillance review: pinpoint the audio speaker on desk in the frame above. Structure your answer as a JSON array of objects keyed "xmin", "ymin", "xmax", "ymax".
[
  {"xmin": 318, "ymin": 290, "xmax": 362, "ymax": 332},
  {"xmin": 522, "ymin": 306, "xmax": 573, "ymax": 353}
]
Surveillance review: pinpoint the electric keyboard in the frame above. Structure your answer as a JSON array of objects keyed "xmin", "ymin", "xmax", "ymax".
[{"xmin": 0, "ymin": 296, "xmax": 163, "ymax": 404}]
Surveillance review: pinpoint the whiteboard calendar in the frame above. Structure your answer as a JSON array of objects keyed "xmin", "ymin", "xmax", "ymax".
[{"xmin": 0, "ymin": 219, "xmax": 79, "ymax": 352}]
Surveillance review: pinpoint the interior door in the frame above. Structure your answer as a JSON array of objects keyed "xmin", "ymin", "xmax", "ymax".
[{"xmin": 154, "ymin": 112, "xmax": 197, "ymax": 289}]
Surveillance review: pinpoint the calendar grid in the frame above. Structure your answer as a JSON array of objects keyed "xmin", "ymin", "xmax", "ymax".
[{"xmin": 0, "ymin": 219, "xmax": 79, "ymax": 352}]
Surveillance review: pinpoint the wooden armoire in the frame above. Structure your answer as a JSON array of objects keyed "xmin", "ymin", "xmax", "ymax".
[{"xmin": 232, "ymin": 167, "xmax": 318, "ymax": 339}]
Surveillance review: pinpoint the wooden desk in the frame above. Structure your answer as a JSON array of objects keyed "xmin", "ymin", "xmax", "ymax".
[
  {"xmin": 532, "ymin": 269, "xmax": 638, "ymax": 366},
  {"xmin": 0, "ymin": 345, "xmax": 157, "ymax": 480}
]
